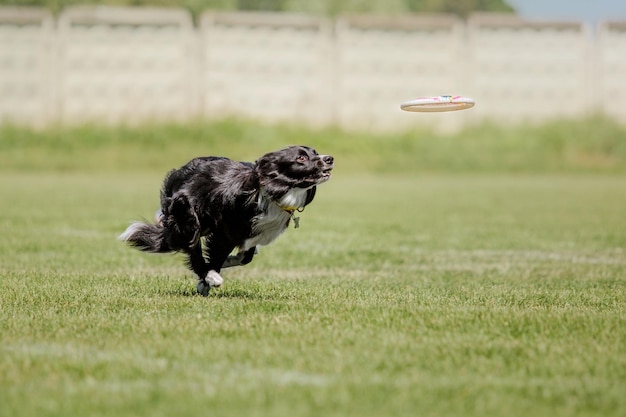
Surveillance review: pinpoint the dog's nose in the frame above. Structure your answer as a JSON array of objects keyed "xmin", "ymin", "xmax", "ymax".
[{"xmin": 323, "ymin": 155, "xmax": 334, "ymax": 165}]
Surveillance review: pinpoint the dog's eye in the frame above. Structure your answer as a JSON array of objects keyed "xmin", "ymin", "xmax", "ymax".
[{"xmin": 296, "ymin": 155, "xmax": 308, "ymax": 162}]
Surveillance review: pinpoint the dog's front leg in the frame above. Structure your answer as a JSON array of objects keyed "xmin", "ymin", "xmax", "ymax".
[{"xmin": 222, "ymin": 247, "xmax": 258, "ymax": 268}]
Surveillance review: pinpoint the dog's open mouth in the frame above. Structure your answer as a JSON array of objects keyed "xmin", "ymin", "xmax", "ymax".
[
  {"xmin": 321, "ymin": 167, "xmax": 333, "ymax": 181},
  {"xmin": 307, "ymin": 168, "xmax": 332, "ymax": 185}
]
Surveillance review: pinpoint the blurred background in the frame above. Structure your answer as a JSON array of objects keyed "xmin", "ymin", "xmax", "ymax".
[
  {"xmin": 1, "ymin": 0, "xmax": 626, "ymax": 129},
  {"xmin": 1, "ymin": 0, "xmax": 625, "ymax": 173}
]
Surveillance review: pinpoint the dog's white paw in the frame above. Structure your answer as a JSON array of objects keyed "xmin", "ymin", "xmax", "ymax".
[
  {"xmin": 206, "ymin": 270, "xmax": 224, "ymax": 287},
  {"xmin": 196, "ymin": 271, "xmax": 224, "ymax": 296}
]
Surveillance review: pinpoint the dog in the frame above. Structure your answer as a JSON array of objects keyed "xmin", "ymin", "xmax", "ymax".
[{"xmin": 119, "ymin": 145, "xmax": 334, "ymax": 296}]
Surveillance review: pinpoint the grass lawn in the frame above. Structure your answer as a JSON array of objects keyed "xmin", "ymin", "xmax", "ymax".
[{"xmin": 1, "ymin": 172, "xmax": 624, "ymax": 417}]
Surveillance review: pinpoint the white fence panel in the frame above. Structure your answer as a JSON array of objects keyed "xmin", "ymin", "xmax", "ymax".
[
  {"xmin": 597, "ymin": 21, "xmax": 626, "ymax": 121},
  {"xmin": 1, "ymin": 7, "xmax": 626, "ymax": 129},
  {"xmin": 57, "ymin": 6, "xmax": 196, "ymax": 124},
  {"xmin": 0, "ymin": 7, "xmax": 54, "ymax": 125},
  {"xmin": 335, "ymin": 15, "xmax": 467, "ymax": 132},
  {"xmin": 467, "ymin": 13, "xmax": 592, "ymax": 123},
  {"xmin": 199, "ymin": 12, "xmax": 333, "ymax": 126}
]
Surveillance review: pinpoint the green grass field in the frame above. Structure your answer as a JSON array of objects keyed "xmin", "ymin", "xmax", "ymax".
[{"xmin": 1, "ymin": 120, "xmax": 625, "ymax": 417}]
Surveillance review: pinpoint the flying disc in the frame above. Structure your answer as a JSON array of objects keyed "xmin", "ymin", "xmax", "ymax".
[{"xmin": 401, "ymin": 95, "xmax": 475, "ymax": 112}]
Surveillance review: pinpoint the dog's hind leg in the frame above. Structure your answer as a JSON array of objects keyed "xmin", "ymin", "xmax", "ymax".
[
  {"xmin": 185, "ymin": 244, "xmax": 213, "ymax": 296},
  {"xmin": 194, "ymin": 233, "xmax": 235, "ymax": 296}
]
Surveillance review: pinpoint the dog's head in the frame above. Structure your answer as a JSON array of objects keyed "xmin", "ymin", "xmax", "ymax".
[{"xmin": 255, "ymin": 146, "xmax": 334, "ymax": 197}]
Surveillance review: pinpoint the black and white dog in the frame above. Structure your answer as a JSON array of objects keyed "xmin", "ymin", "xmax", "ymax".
[{"xmin": 119, "ymin": 145, "xmax": 334, "ymax": 296}]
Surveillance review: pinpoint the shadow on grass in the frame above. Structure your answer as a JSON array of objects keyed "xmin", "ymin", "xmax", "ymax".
[
  {"xmin": 157, "ymin": 283, "xmax": 284, "ymax": 301},
  {"xmin": 212, "ymin": 287, "xmax": 269, "ymax": 300}
]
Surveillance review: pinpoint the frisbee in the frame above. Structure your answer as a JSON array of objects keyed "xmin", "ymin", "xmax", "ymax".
[{"xmin": 401, "ymin": 95, "xmax": 475, "ymax": 112}]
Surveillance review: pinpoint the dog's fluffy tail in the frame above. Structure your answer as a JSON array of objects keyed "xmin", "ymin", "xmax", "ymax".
[{"xmin": 118, "ymin": 222, "xmax": 171, "ymax": 253}]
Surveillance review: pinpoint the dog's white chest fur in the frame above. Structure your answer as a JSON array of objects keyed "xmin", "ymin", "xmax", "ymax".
[{"xmin": 241, "ymin": 187, "xmax": 309, "ymax": 251}]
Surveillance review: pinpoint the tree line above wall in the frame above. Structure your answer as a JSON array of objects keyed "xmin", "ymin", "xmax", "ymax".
[{"xmin": 2, "ymin": 0, "xmax": 516, "ymax": 17}]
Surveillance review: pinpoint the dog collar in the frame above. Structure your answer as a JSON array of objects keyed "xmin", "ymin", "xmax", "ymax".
[
  {"xmin": 277, "ymin": 205, "xmax": 305, "ymax": 229},
  {"xmin": 259, "ymin": 191, "xmax": 306, "ymax": 229},
  {"xmin": 279, "ymin": 205, "xmax": 305, "ymax": 213}
]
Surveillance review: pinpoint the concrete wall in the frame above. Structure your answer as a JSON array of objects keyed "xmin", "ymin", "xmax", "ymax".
[
  {"xmin": 0, "ymin": 7, "xmax": 55, "ymax": 126},
  {"xmin": 1, "ymin": 6, "xmax": 625, "ymax": 131}
]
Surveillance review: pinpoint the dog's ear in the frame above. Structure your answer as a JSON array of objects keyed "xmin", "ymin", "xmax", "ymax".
[
  {"xmin": 261, "ymin": 180, "xmax": 291, "ymax": 198},
  {"xmin": 255, "ymin": 154, "xmax": 291, "ymax": 198}
]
